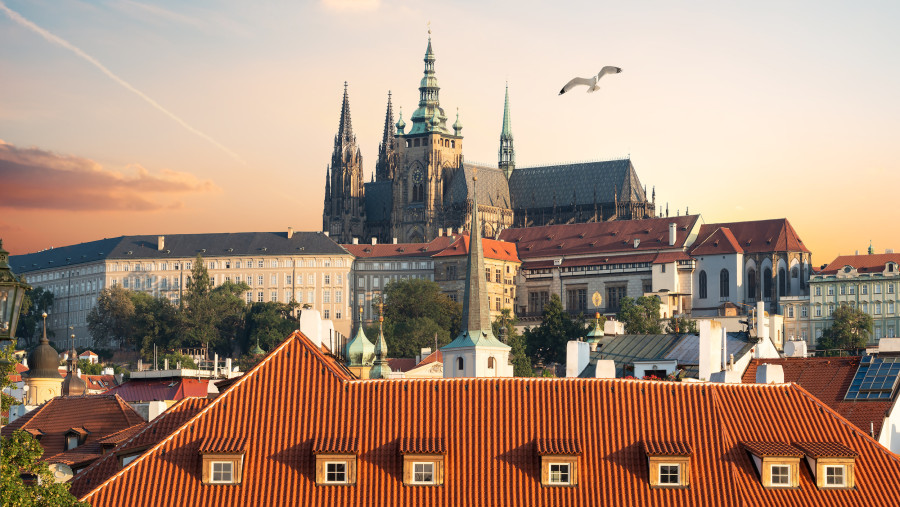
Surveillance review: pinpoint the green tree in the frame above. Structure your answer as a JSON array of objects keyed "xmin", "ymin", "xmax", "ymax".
[
  {"xmin": 378, "ymin": 279, "xmax": 462, "ymax": 358},
  {"xmin": 15, "ymin": 287, "xmax": 55, "ymax": 348},
  {"xmin": 616, "ymin": 296, "xmax": 664, "ymax": 334},
  {"xmin": 210, "ymin": 281, "xmax": 251, "ymax": 356},
  {"xmin": 0, "ymin": 431, "xmax": 87, "ymax": 506},
  {"xmin": 523, "ymin": 294, "xmax": 586, "ymax": 365},
  {"xmin": 492, "ymin": 309, "xmax": 532, "ymax": 377},
  {"xmin": 130, "ymin": 292, "xmax": 178, "ymax": 355},
  {"xmin": 75, "ymin": 359, "xmax": 102, "ymax": 376},
  {"xmin": 1, "ymin": 343, "xmax": 19, "ymax": 425},
  {"xmin": 179, "ymin": 255, "xmax": 218, "ymax": 349},
  {"xmin": 818, "ymin": 303, "xmax": 874, "ymax": 354},
  {"xmin": 87, "ymin": 286, "xmax": 135, "ymax": 349},
  {"xmin": 244, "ymin": 302, "xmax": 298, "ymax": 355},
  {"xmin": 666, "ymin": 315, "xmax": 698, "ymax": 334}
]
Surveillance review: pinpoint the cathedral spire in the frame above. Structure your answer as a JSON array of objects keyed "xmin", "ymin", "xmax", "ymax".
[
  {"xmin": 499, "ymin": 83, "xmax": 515, "ymax": 179},
  {"xmin": 376, "ymin": 91, "xmax": 396, "ymax": 181},
  {"xmin": 458, "ymin": 171, "xmax": 497, "ymax": 342},
  {"xmin": 409, "ymin": 35, "xmax": 448, "ymax": 134},
  {"xmin": 337, "ymin": 81, "xmax": 354, "ymax": 143}
]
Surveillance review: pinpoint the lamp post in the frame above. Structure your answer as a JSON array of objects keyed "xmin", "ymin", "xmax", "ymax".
[{"xmin": 0, "ymin": 239, "xmax": 31, "ymax": 363}]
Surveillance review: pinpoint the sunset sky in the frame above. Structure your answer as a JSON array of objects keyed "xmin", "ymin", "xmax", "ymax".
[{"xmin": 2, "ymin": 0, "xmax": 898, "ymax": 265}]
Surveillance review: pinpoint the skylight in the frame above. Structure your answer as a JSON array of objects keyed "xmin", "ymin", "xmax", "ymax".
[{"xmin": 845, "ymin": 356, "xmax": 900, "ymax": 400}]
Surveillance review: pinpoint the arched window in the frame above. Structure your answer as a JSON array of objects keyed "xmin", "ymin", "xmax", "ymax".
[
  {"xmin": 487, "ymin": 357, "xmax": 495, "ymax": 369},
  {"xmin": 747, "ymin": 269, "xmax": 757, "ymax": 300},
  {"xmin": 720, "ymin": 269, "xmax": 729, "ymax": 298},
  {"xmin": 412, "ymin": 184, "xmax": 424, "ymax": 202},
  {"xmin": 457, "ymin": 357, "xmax": 464, "ymax": 371},
  {"xmin": 699, "ymin": 271, "xmax": 708, "ymax": 299},
  {"xmin": 779, "ymin": 268, "xmax": 787, "ymax": 297},
  {"xmin": 763, "ymin": 268, "xmax": 772, "ymax": 297}
]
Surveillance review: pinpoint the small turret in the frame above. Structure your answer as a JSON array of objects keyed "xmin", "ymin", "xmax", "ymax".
[
  {"xmin": 344, "ymin": 306, "xmax": 375, "ymax": 377},
  {"xmin": 369, "ymin": 300, "xmax": 392, "ymax": 379},
  {"xmin": 453, "ymin": 108, "xmax": 463, "ymax": 136},
  {"xmin": 396, "ymin": 107, "xmax": 406, "ymax": 135},
  {"xmin": 499, "ymin": 83, "xmax": 515, "ymax": 179}
]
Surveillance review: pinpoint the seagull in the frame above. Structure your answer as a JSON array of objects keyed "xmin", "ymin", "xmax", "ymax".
[{"xmin": 559, "ymin": 66, "xmax": 622, "ymax": 95}]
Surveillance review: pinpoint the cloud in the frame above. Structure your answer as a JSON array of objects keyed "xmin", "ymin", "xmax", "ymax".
[
  {"xmin": 113, "ymin": 0, "xmax": 206, "ymax": 29},
  {"xmin": 321, "ymin": 0, "xmax": 381, "ymax": 12},
  {"xmin": 0, "ymin": 141, "xmax": 218, "ymax": 211}
]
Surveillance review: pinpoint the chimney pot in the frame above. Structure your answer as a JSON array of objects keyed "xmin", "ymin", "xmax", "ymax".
[
  {"xmin": 158, "ymin": 235, "xmax": 165, "ymax": 251},
  {"xmin": 372, "ymin": 238, "xmax": 378, "ymax": 245},
  {"xmin": 352, "ymin": 238, "xmax": 358, "ymax": 245},
  {"xmin": 668, "ymin": 223, "xmax": 677, "ymax": 246},
  {"xmin": 287, "ymin": 227, "xmax": 294, "ymax": 239},
  {"xmin": 393, "ymin": 238, "xmax": 398, "ymax": 244}
]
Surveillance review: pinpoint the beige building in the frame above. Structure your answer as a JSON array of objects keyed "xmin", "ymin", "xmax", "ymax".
[{"xmin": 10, "ymin": 231, "xmax": 354, "ymax": 347}]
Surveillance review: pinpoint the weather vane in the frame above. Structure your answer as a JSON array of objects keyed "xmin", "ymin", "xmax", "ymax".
[{"xmin": 427, "ymin": 21, "xmax": 431, "ymax": 35}]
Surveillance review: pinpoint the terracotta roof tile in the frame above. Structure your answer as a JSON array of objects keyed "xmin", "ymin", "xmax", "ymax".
[
  {"xmin": 96, "ymin": 423, "xmax": 147, "ymax": 446},
  {"xmin": 199, "ymin": 436, "xmax": 247, "ymax": 454},
  {"xmin": 536, "ymin": 438, "xmax": 581, "ymax": 455},
  {"xmin": 80, "ymin": 333, "xmax": 900, "ymax": 506},
  {"xmin": 312, "ymin": 436, "xmax": 359, "ymax": 454},
  {"xmin": 105, "ymin": 378, "xmax": 209, "ymax": 402},
  {"xmin": 341, "ymin": 237, "xmax": 451, "ymax": 258},
  {"xmin": 386, "ymin": 357, "xmax": 416, "ymax": 372},
  {"xmin": 689, "ymin": 227, "xmax": 744, "ymax": 256},
  {"xmin": 643, "ymin": 441, "xmax": 692, "ymax": 456},
  {"xmin": 793, "ymin": 442, "xmax": 859, "ymax": 458},
  {"xmin": 431, "ymin": 234, "xmax": 520, "ymax": 262},
  {"xmin": 740, "ymin": 441, "xmax": 804, "ymax": 457},
  {"xmin": 399, "ymin": 438, "xmax": 446, "ymax": 454},
  {"xmin": 691, "ymin": 218, "xmax": 810, "ymax": 254},
  {"xmin": 820, "ymin": 253, "xmax": 900, "ymax": 275}
]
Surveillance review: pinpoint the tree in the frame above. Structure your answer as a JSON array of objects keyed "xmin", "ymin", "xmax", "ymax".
[
  {"xmin": 378, "ymin": 279, "xmax": 462, "ymax": 358},
  {"xmin": 818, "ymin": 303, "xmax": 874, "ymax": 353},
  {"xmin": 15, "ymin": 287, "xmax": 55, "ymax": 348},
  {"xmin": 666, "ymin": 315, "xmax": 698, "ymax": 334},
  {"xmin": 616, "ymin": 296, "xmax": 664, "ymax": 334},
  {"xmin": 179, "ymin": 255, "xmax": 218, "ymax": 349},
  {"xmin": 76, "ymin": 359, "xmax": 102, "ymax": 376},
  {"xmin": 130, "ymin": 291, "xmax": 178, "ymax": 355},
  {"xmin": 523, "ymin": 294, "xmax": 586, "ymax": 365},
  {"xmin": 244, "ymin": 302, "xmax": 298, "ymax": 355},
  {"xmin": 0, "ymin": 431, "xmax": 87, "ymax": 506},
  {"xmin": 1, "ymin": 343, "xmax": 18, "ymax": 425},
  {"xmin": 492, "ymin": 309, "xmax": 532, "ymax": 377},
  {"xmin": 87, "ymin": 286, "xmax": 135, "ymax": 348}
]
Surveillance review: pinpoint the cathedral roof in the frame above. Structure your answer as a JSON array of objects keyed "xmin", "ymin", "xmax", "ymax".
[
  {"xmin": 445, "ymin": 164, "xmax": 510, "ymax": 209},
  {"xmin": 690, "ymin": 218, "xmax": 810, "ymax": 255},
  {"xmin": 508, "ymin": 159, "xmax": 646, "ymax": 209}
]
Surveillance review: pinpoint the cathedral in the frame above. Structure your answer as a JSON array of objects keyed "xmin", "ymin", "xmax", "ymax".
[{"xmin": 323, "ymin": 36, "xmax": 657, "ymax": 245}]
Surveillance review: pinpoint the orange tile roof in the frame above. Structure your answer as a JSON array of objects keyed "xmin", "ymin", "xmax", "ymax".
[
  {"xmin": 643, "ymin": 441, "xmax": 692, "ymax": 456},
  {"xmin": 742, "ymin": 357, "xmax": 891, "ymax": 438},
  {"xmin": 740, "ymin": 441, "xmax": 804, "ymax": 457},
  {"xmin": 341, "ymin": 237, "xmax": 452, "ymax": 258},
  {"xmin": 431, "ymin": 234, "xmax": 520, "ymax": 263},
  {"xmin": 199, "ymin": 436, "xmax": 247, "ymax": 454},
  {"xmin": 312, "ymin": 436, "xmax": 359, "ymax": 454},
  {"xmin": 689, "ymin": 227, "xmax": 744, "ymax": 256},
  {"xmin": 793, "ymin": 442, "xmax": 858, "ymax": 458},
  {"xmin": 81, "ymin": 333, "xmax": 900, "ymax": 506},
  {"xmin": 536, "ymin": 438, "xmax": 581, "ymax": 455},
  {"xmin": 399, "ymin": 438, "xmax": 446, "ymax": 454},
  {"xmin": 691, "ymin": 218, "xmax": 810, "ymax": 254},
  {"xmin": 819, "ymin": 253, "xmax": 900, "ymax": 275}
]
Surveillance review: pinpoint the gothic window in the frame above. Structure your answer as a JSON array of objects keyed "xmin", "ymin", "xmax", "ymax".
[
  {"xmin": 779, "ymin": 268, "xmax": 787, "ymax": 297},
  {"xmin": 699, "ymin": 271, "xmax": 708, "ymax": 299},
  {"xmin": 487, "ymin": 357, "xmax": 495, "ymax": 369},
  {"xmin": 720, "ymin": 269, "xmax": 729, "ymax": 298},
  {"xmin": 412, "ymin": 184, "xmax": 424, "ymax": 202},
  {"xmin": 763, "ymin": 268, "xmax": 773, "ymax": 297},
  {"xmin": 747, "ymin": 269, "xmax": 757, "ymax": 299},
  {"xmin": 457, "ymin": 357, "xmax": 464, "ymax": 371}
]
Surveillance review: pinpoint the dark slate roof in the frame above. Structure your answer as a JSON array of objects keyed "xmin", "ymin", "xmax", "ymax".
[
  {"xmin": 364, "ymin": 180, "xmax": 393, "ymax": 222},
  {"xmin": 508, "ymin": 159, "xmax": 646, "ymax": 209},
  {"xmin": 445, "ymin": 164, "xmax": 510, "ymax": 209},
  {"xmin": 10, "ymin": 232, "xmax": 349, "ymax": 273},
  {"xmin": 579, "ymin": 333, "xmax": 684, "ymax": 378}
]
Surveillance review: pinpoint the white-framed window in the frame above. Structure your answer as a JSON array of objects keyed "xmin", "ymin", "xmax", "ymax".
[
  {"xmin": 308, "ymin": 274, "xmax": 315, "ymax": 285},
  {"xmin": 840, "ymin": 285, "xmax": 845, "ymax": 295},
  {"xmin": 257, "ymin": 291, "xmax": 264, "ymax": 302},
  {"xmin": 548, "ymin": 463, "xmax": 571, "ymax": 485},
  {"xmin": 824, "ymin": 465, "xmax": 845, "ymax": 487},
  {"xmin": 308, "ymin": 291, "xmax": 314, "ymax": 304},
  {"xmin": 324, "ymin": 274, "xmax": 331, "ymax": 285},
  {"xmin": 271, "ymin": 291, "xmax": 277, "ymax": 302},
  {"xmin": 257, "ymin": 260, "xmax": 264, "ymax": 268},
  {"xmin": 814, "ymin": 286, "xmax": 821, "ymax": 296},
  {"xmin": 210, "ymin": 462, "xmax": 233, "ymax": 484},
  {"xmin": 336, "ymin": 274, "xmax": 343, "ymax": 285},
  {"xmin": 323, "ymin": 309, "xmax": 330, "ymax": 319},
  {"xmin": 357, "ymin": 277, "xmax": 365, "ymax": 288},
  {"xmin": 770, "ymin": 464, "xmax": 790, "ymax": 486},
  {"xmin": 889, "ymin": 284, "xmax": 895, "ymax": 294},
  {"xmin": 296, "ymin": 292, "xmax": 303, "ymax": 304},
  {"xmin": 412, "ymin": 462, "xmax": 435, "ymax": 484},
  {"xmin": 889, "ymin": 302, "xmax": 896, "ymax": 314},
  {"xmin": 286, "ymin": 275, "xmax": 292, "ymax": 285},
  {"xmin": 271, "ymin": 274, "xmax": 278, "ymax": 285},
  {"xmin": 815, "ymin": 306, "xmax": 821, "ymax": 317},
  {"xmin": 862, "ymin": 285, "xmax": 869, "ymax": 295},
  {"xmin": 271, "ymin": 260, "xmax": 278, "ymax": 268},
  {"xmin": 876, "ymin": 302, "xmax": 882, "ymax": 314},
  {"xmin": 246, "ymin": 292, "xmax": 253, "ymax": 303},
  {"xmin": 875, "ymin": 284, "xmax": 883, "ymax": 294},
  {"xmin": 849, "ymin": 285, "xmax": 856, "ymax": 295},
  {"xmin": 323, "ymin": 291, "xmax": 331, "ymax": 303},
  {"xmin": 335, "ymin": 290, "xmax": 342, "ymax": 303},
  {"xmin": 827, "ymin": 286, "xmax": 834, "ymax": 296},
  {"xmin": 257, "ymin": 275, "xmax": 264, "ymax": 286},
  {"xmin": 236, "ymin": 261, "xmax": 242, "ymax": 269},
  {"xmin": 285, "ymin": 290, "xmax": 293, "ymax": 302},
  {"xmin": 659, "ymin": 464, "xmax": 680, "ymax": 485}
]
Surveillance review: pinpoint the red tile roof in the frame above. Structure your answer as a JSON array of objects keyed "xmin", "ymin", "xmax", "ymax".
[
  {"xmin": 740, "ymin": 441, "xmax": 804, "ymax": 457},
  {"xmin": 500, "ymin": 215, "xmax": 699, "ymax": 260},
  {"xmin": 105, "ymin": 378, "xmax": 209, "ymax": 402},
  {"xmin": 742, "ymin": 357, "xmax": 891, "ymax": 438},
  {"xmin": 691, "ymin": 218, "xmax": 810, "ymax": 254},
  {"xmin": 643, "ymin": 441, "xmax": 692, "ymax": 456},
  {"xmin": 199, "ymin": 436, "xmax": 247, "ymax": 454},
  {"xmin": 341, "ymin": 236, "xmax": 454, "ymax": 259},
  {"xmin": 418, "ymin": 350, "xmax": 442, "ymax": 366},
  {"xmin": 819, "ymin": 253, "xmax": 900, "ymax": 275},
  {"xmin": 83, "ymin": 374, "xmax": 117, "ymax": 392},
  {"xmin": 689, "ymin": 227, "xmax": 744, "ymax": 256},
  {"xmin": 1, "ymin": 395, "xmax": 145, "ymax": 469},
  {"xmin": 793, "ymin": 442, "xmax": 858, "ymax": 458},
  {"xmin": 312, "ymin": 436, "xmax": 359, "ymax": 454},
  {"xmin": 399, "ymin": 438, "xmax": 446, "ymax": 454},
  {"xmin": 81, "ymin": 333, "xmax": 900, "ymax": 506},
  {"xmin": 536, "ymin": 438, "xmax": 581, "ymax": 455},
  {"xmin": 431, "ymin": 234, "xmax": 520, "ymax": 263},
  {"xmin": 386, "ymin": 357, "xmax": 416, "ymax": 372}
]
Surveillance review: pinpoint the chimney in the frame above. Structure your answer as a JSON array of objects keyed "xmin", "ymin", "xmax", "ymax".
[
  {"xmin": 214, "ymin": 353, "xmax": 219, "ymax": 374},
  {"xmin": 633, "ymin": 238, "xmax": 640, "ymax": 248},
  {"xmin": 756, "ymin": 363, "xmax": 784, "ymax": 384},
  {"xmin": 755, "ymin": 301, "xmax": 768, "ymax": 345},
  {"xmin": 137, "ymin": 359, "xmax": 142, "ymax": 371},
  {"xmin": 438, "ymin": 228, "xmax": 444, "ymax": 237},
  {"xmin": 287, "ymin": 227, "xmax": 294, "ymax": 239},
  {"xmin": 855, "ymin": 250, "xmax": 860, "ymax": 255},
  {"xmin": 783, "ymin": 339, "xmax": 808, "ymax": 358},
  {"xmin": 371, "ymin": 237, "xmax": 378, "ymax": 245},
  {"xmin": 594, "ymin": 360, "xmax": 616, "ymax": 379},
  {"xmin": 164, "ymin": 358, "xmax": 169, "ymax": 371},
  {"xmin": 668, "ymin": 223, "xmax": 677, "ymax": 246},
  {"xmin": 699, "ymin": 319, "xmax": 725, "ymax": 381},
  {"xmin": 888, "ymin": 249, "xmax": 895, "ymax": 254},
  {"xmin": 566, "ymin": 340, "xmax": 591, "ymax": 377},
  {"xmin": 225, "ymin": 358, "xmax": 232, "ymax": 377},
  {"xmin": 352, "ymin": 238, "xmax": 359, "ymax": 245},
  {"xmin": 157, "ymin": 235, "xmax": 165, "ymax": 251},
  {"xmin": 393, "ymin": 238, "xmax": 398, "ymax": 244}
]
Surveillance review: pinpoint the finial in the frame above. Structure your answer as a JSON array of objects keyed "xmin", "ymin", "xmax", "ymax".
[
  {"xmin": 427, "ymin": 20, "xmax": 431, "ymax": 35},
  {"xmin": 344, "ymin": 81, "xmax": 347, "ymax": 90}
]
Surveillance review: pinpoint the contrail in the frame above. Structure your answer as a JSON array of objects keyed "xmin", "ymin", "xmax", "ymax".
[{"xmin": 0, "ymin": 2, "xmax": 246, "ymax": 165}]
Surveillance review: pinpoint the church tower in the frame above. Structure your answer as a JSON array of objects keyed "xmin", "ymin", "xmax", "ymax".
[
  {"xmin": 323, "ymin": 82, "xmax": 366, "ymax": 244},
  {"xmin": 499, "ymin": 83, "xmax": 515, "ymax": 179},
  {"xmin": 375, "ymin": 92, "xmax": 396, "ymax": 182},
  {"xmin": 390, "ymin": 35, "xmax": 464, "ymax": 243}
]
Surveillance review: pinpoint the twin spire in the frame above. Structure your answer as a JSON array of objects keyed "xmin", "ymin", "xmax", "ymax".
[{"xmin": 499, "ymin": 83, "xmax": 515, "ymax": 179}]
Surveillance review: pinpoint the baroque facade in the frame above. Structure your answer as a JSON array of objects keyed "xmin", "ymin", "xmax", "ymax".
[{"xmin": 323, "ymin": 36, "xmax": 657, "ymax": 246}]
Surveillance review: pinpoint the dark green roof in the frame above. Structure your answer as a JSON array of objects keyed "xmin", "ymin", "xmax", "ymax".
[{"xmin": 508, "ymin": 159, "xmax": 646, "ymax": 210}]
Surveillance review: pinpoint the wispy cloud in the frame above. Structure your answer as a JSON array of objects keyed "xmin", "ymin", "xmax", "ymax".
[
  {"xmin": 112, "ymin": 0, "xmax": 206, "ymax": 29},
  {"xmin": 321, "ymin": 0, "xmax": 381, "ymax": 13},
  {"xmin": 0, "ymin": 1, "xmax": 245, "ymax": 165},
  {"xmin": 0, "ymin": 141, "xmax": 217, "ymax": 211}
]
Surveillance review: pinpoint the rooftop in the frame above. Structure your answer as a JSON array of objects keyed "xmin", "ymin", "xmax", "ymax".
[
  {"xmin": 819, "ymin": 253, "xmax": 900, "ymax": 275},
  {"xmin": 690, "ymin": 218, "xmax": 810, "ymax": 255}
]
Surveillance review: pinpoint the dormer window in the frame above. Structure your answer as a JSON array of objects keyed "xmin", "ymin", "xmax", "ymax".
[
  {"xmin": 643, "ymin": 441, "xmax": 691, "ymax": 488},
  {"xmin": 741, "ymin": 441, "xmax": 803, "ymax": 489},
  {"xmin": 199, "ymin": 436, "xmax": 247, "ymax": 485},
  {"xmin": 65, "ymin": 427, "xmax": 88, "ymax": 450},
  {"xmin": 794, "ymin": 442, "xmax": 858, "ymax": 489},
  {"xmin": 400, "ymin": 438, "xmax": 445, "ymax": 486},
  {"xmin": 537, "ymin": 439, "xmax": 581, "ymax": 487},
  {"xmin": 313, "ymin": 436, "xmax": 358, "ymax": 486}
]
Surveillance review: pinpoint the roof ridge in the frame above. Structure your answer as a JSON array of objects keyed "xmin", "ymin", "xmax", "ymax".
[
  {"xmin": 708, "ymin": 387, "xmax": 745, "ymax": 507},
  {"xmin": 81, "ymin": 334, "xmax": 301, "ymax": 502}
]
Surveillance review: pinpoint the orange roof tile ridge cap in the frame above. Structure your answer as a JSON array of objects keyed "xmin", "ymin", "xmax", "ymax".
[
  {"xmin": 787, "ymin": 382, "xmax": 900, "ymax": 461},
  {"xmin": 81, "ymin": 333, "xmax": 301, "ymax": 502},
  {"xmin": 295, "ymin": 330, "xmax": 354, "ymax": 380},
  {"xmin": 706, "ymin": 384, "xmax": 746, "ymax": 507}
]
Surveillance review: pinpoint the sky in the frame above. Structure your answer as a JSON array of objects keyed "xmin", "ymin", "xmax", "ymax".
[{"xmin": 1, "ymin": 0, "xmax": 899, "ymax": 265}]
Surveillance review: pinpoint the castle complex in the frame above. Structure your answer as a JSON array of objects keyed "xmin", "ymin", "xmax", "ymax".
[{"xmin": 323, "ymin": 36, "xmax": 658, "ymax": 245}]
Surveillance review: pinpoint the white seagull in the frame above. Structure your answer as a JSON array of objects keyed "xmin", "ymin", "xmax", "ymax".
[{"xmin": 559, "ymin": 66, "xmax": 622, "ymax": 95}]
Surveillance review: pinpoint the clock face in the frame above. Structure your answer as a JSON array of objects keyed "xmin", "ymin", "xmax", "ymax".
[{"xmin": 412, "ymin": 169, "xmax": 423, "ymax": 184}]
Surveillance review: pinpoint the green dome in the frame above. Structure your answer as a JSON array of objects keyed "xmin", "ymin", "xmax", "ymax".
[
  {"xmin": 586, "ymin": 313, "xmax": 604, "ymax": 343},
  {"xmin": 250, "ymin": 341, "xmax": 265, "ymax": 356},
  {"xmin": 345, "ymin": 325, "xmax": 375, "ymax": 367}
]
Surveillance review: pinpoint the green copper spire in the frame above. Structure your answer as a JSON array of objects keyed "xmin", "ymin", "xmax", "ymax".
[
  {"xmin": 409, "ymin": 35, "xmax": 449, "ymax": 135},
  {"xmin": 585, "ymin": 312, "xmax": 604, "ymax": 345},
  {"xmin": 345, "ymin": 306, "xmax": 375, "ymax": 367},
  {"xmin": 443, "ymin": 170, "xmax": 509, "ymax": 350},
  {"xmin": 453, "ymin": 108, "xmax": 462, "ymax": 136},
  {"xmin": 250, "ymin": 339, "xmax": 264, "ymax": 356},
  {"xmin": 369, "ymin": 300, "xmax": 392, "ymax": 379},
  {"xmin": 499, "ymin": 83, "xmax": 515, "ymax": 179}
]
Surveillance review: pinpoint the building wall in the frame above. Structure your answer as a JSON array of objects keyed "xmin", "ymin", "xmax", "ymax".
[
  {"xmin": 434, "ymin": 255, "xmax": 518, "ymax": 321},
  {"xmin": 351, "ymin": 256, "xmax": 434, "ymax": 322},
  {"xmin": 809, "ymin": 269, "xmax": 899, "ymax": 347},
  {"xmin": 692, "ymin": 253, "xmax": 744, "ymax": 316}
]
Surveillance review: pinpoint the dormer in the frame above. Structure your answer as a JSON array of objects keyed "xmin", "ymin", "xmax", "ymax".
[
  {"xmin": 199, "ymin": 436, "xmax": 247, "ymax": 485},
  {"xmin": 794, "ymin": 442, "xmax": 858, "ymax": 489},
  {"xmin": 643, "ymin": 441, "xmax": 691, "ymax": 488},
  {"xmin": 399, "ymin": 438, "xmax": 446, "ymax": 486},
  {"xmin": 741, "ymin": 441, "xmax": 803, "ymax": 488},
  {"xmin": 65, "ymin": 427, "xmax": 88, "ymax": 450},
  {"xmin": 312, "ymin": 436, "xmax": 358, "ymax": 486},
  {"xmin": 536, "ymin": 439, "xmax": 581, "ymax": 487}
]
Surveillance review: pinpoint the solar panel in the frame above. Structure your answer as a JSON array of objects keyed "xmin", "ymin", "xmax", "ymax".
[{"xmin": 845, "ymin": 356, "xmax": 900, "ymax": 400}]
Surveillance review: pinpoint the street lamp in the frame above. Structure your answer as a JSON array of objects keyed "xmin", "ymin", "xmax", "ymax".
[{"xmin": 0, "ymin": 239, "xmax": 31, "ymax": 361}]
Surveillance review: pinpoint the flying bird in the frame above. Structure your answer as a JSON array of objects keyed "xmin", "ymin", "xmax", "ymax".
[{"xmin": 559, "ymin": 66, "xmax": 622, "ymax": 95}]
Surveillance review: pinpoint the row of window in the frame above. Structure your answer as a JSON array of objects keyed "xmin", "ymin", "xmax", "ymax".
[
  {"xmin": 109, "ymin": 258, "xmax": 345, "ymax": 272},
  {"xmin": 357, "ymin": 261, "xmax": 432, "ymax": 271},
  {"xmin": 811, "ymin": 301, "xmax": 897, "ymax": 317},
  {"xmin": 816, "ymin": 283, "xmax": 896, "ymax": 296}
]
